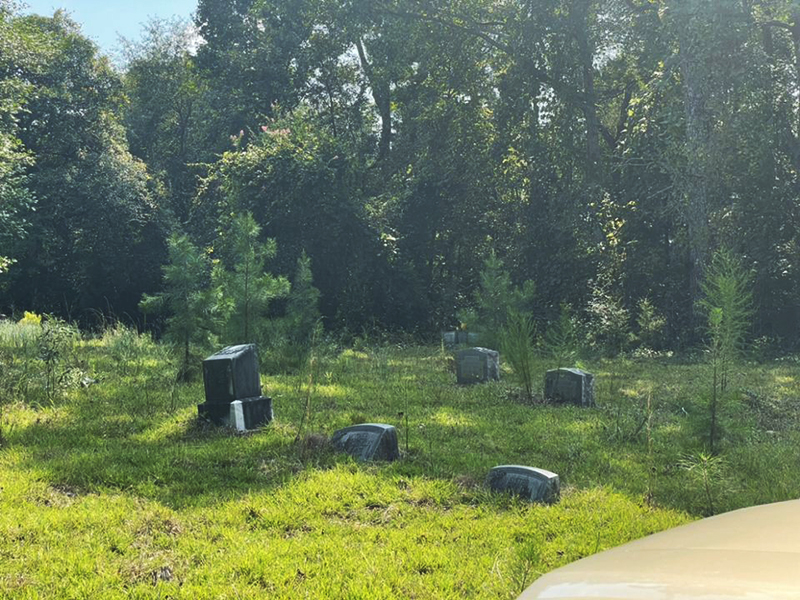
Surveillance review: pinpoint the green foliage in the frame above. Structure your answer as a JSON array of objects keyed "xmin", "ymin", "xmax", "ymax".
[
  {"xmin": 585, "ymin": 284, "xmax": 630, "ymax": 357},
  {"xmin": 140, "ymin": 233, "xmax": 217, "ymax": 380},
  {"xmin": 121, "ymin": 17, "xmax": 211, "ymax": 224},
  {"xmin": 0, "ymin": 314, "xmax": 80, "ymax": 408},
  {"xmin": 679, "ymin": 452, "xmax": 731, "ymax": 517},
  {"xmin": 462, "ymin": 252, "xmax": 535, "ymax": 350},
  {"xmin": 543, "ymin": 304, "xmax": 580, "ymax": 368},
  {"xmin": 3, "ymin": 9, "xmax": 165, "ymax": 317},
  {"xmin": 501, "ymin": 311, "xmax": 537, "ymax": 401},
  {"xmin": 699, "ymin": 248, "xmax": 754, "ymax": 452},
  {"xmin": 0, "ymin": 6, "xmax": 36, "ymax": 276},
  {"xmin": 635, "ymin": 298, "xmax": 666, "ymax": 350},
  {"xmin": 284, "ymin": 251, "xmax": 322, "ymax": 357},
  {"xmin": 213, "ymin": 212, "xmax": 289, "ymax": 344}
]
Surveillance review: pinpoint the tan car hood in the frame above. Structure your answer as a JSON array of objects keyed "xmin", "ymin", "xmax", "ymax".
[{"xmin": 518, "ymin": 499, "xmax": 800, "ymax": 600}]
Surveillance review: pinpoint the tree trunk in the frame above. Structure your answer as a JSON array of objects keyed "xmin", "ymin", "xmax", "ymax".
[
  {"xmin": 356, "ymin": 38, "xmax": 391, "ymax": 161},
  {"xmin": 571, "ymin": 0, "xmax": 602, "ymax": 182},
  {"xmin": 675, "ymin": 7, "xmax": 711, "ymax": 317}
]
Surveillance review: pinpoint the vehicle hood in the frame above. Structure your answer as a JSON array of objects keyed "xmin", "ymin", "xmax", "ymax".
[{"xmin": 518, "ymin": 499, "xmax": 800, "ymax": 600}]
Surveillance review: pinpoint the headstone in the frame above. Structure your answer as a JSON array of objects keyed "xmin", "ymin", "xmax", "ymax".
[
  {"xmin": 197, "ymin": 344, "xmax": 272, "ymax": 430},
  {"xmin": 443, "ymin": 331, "xmax": 481, "ymax": 347},
  {"xmin": 486, "ymin": 465, "xmax": 560, "ymax": 504},
  {"xmin": 544, "ymin": 368, "xmax": 595, "ymax": 407},
  {"xmin": 331, "ymin": 423, "xmax": 400, "ymax": 462},
  {"xmin": 202, "ymin": 344, "xmax": 261, "ymax": 404},
  {"xmin": 456, "ymin": 347, "xmax": 500, "ymax": 384}
]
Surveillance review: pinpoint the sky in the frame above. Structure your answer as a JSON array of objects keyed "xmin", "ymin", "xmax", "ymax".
[{"xmin": 23, "ymin": 0, "xmax": 198, "ymax": 58}]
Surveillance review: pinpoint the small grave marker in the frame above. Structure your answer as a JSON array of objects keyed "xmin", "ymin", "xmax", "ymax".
[
  {"xmin": 456, "ymin": 347, "xmax": 500, "ymax": 384},
  {"xmin": 331, "ymin": 423, "xmax": 400, "ymax": 462},
  {"xmin": 443, "ymin": 331, "xmax": 481, "ymax": 347},
  {"xmin": 544, "ymin": 368, "xmax": 595, "ymax": 407},
  {"xmin": 486, "ymin": 465, "xmax": 560, "ymax": 504}
]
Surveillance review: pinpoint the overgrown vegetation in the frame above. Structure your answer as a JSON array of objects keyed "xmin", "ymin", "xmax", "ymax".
[{"xmin": 2, "ymin": 317, "xmax": 800, "ymax": 597}]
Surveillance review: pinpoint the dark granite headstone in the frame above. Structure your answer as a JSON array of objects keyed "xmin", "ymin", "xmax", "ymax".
[
  {"xmin": 331, "ymin": 423, "xmax": 399, "ymax": 462},
  {"xmin": 456, "ymin": 347, "xmax": 500, "ymax": 384},
  {"xmin": 486, "ymin": 465, "xmax": 560, "ymax": 504},
  {"xmin": 202, "ymin": 344, "xmax": 261, "ymax": 404},
  {"xmin": 544, "ymin": 368, "xmax": 595, "ymax": 407}
]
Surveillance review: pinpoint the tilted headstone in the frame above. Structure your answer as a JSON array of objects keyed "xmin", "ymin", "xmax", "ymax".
[
  {"xmin": 456, "ymin": 347, "xmax": 500, "ymax": 384},
  {"xmin": 544, "ymin": 368, "xmax": 595, "ymax": 407},
  {"xmin": 486, "ymin": 465, "xmax": 560, "ymax": 504},
  {"xmin": 331, "ymin": 423, "xmax": 400, "ymax": 462},
  {"xmin": 202, "ymin": 344, "xmax": 261, "ymax": 404},
  {"xmin": 197, "ymin": 344, "xmax": 272, "ymax": 430},
  {"xmin": 443, "ymin": 331, "xmax": 481, "ymax": 347}
]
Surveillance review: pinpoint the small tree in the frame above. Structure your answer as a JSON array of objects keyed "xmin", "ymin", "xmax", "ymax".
[
  {"xmin": 285, "ymin": 251, "xmax": 321, "ymax": 350},
  {"xmin": 699, "ymin": 248, "xmax": 753, "ymax": 453},
  {"xmin": 501, "ymin": 311, "xmax": 537, "ymax": 401},
  {"xmin": 213, "ymin": 213, "xmax": 289, "ymax": 344},
  {"xmin": 140, "ymin": 233, "xmax": 217, "ymax": 381},
  {"xmin": 543, "ymin": 303, "xmax": 579, "ymax": 368},
  {"xmin": 635, "ymin": 297, "xmax": 666, "ymax": 350},
  {"xmin": 460, "ymin": 251, "xmax": 535, "ymax": 349}
]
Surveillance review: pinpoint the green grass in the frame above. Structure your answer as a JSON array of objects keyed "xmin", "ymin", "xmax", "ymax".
[{"xmin": 2, "ymin": 327, "xmax": 800, "ymax": 598}]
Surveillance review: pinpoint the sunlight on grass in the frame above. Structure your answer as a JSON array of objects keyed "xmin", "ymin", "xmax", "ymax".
[
  {"xmin": 430, "ymin": 408, "xmax": 478, "ymax": 428},
  {"xmin": 3, "ymin": 337, "xmax": 800, "ymax": 598}
]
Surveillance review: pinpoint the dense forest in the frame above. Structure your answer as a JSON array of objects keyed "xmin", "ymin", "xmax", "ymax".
[{"xmin": 2, "ymin": 0, "xmax": 800, "ymax": 350}]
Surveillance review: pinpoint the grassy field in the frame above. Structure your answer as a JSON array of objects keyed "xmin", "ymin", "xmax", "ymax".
[{"xmin": 2, "ymin": 322, "xmax": 800, "ymax": 598}]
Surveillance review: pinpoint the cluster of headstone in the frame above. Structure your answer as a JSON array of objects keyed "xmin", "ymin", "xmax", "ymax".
[
  {"xmin": 195, "ymin": 344, "xmax": 577, "ymax": 505},
  {"xmin": 544, "ymin": 368, "xmax": 595, "ymax": 407},
  {"xmin": 442, "ymin": 330, "xmax": 481, "ymax": 347},
  {"xmin": 197, "ymin": 344, "xmax": 273, "ymax": 431},
  {"xmin": 456, "ymin": 347, "xmax": 500, "ymax": 384}
]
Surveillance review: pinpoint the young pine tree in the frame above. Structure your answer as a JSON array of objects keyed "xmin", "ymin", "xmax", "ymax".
[
  {"xmin": 501, "ymin": 311, "xmax": 537, "ymax": 402},
  {"xmin": 699, "ymin": 248, "xmax": 753, "ymax": 453},
  {"xmin": 213, "ymin": 213, "xmax": 289, "ymax": 344},
  {"xmin": 462, "ymin": 251, "xmax": 535, "ymax": 349},
  {"xmin": 140, "ymin": 233, "xmax": 218, "ymax": 381},
  {"xmin": 285, "ymin": 251, "xmax": 321, "ymax": 351},
  {"xmin": 543, "ymin": 303, "xmax": 579, "ymax": 369}
]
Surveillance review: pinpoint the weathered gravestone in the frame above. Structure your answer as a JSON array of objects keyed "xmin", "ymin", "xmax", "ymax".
[
  {"xmin": 331, "ymin": 423, "xmax": 400, "ymax": 462},
  {"xmin": 544, "ymin": 368, "xmax": 595, "ymax": 407},
  {"xmin": 442, "ymin": 331, "xmax": 481, "ymax": 347},
  {"xmin": 456, "ymin": 347, "xmax": 500, "ymax": 384},
  {"xmin": 202, "ymin": 344, "xmax": 261, "ymax": 403},
  {"xmin": 486, "ymin": 465, "xmax": 560, "ymax": 504},
  {"xmin": 197, "ymin": 344, "xmax": 273, "ymax": 431}
]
